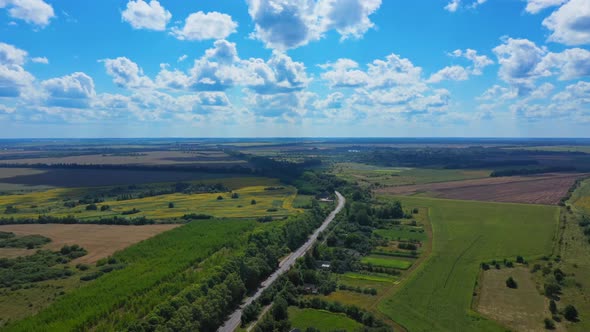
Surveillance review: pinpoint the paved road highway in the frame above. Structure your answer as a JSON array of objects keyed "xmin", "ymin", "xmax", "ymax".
[{"xmin": 217, "ymin": 191, "xmax": 346, "ymax": 332}]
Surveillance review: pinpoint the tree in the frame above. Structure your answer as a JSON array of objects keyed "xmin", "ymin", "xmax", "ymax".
[
  {"xmin": 272, "ymin": 296, "xmax": 289, "ymax": 321},
  {"xmin": 231, "ymin": 193, "xmax": 239, "ymax": 199},
  {"xmin": 544, "ymin": 318, "xmax": 555, "ymax": 330},
  {"xmin": 86, "ymin": 204, "xmax": 98, "ymax": 211},
  {"xmin": 168, "ymin": 202, "xmax": 175, "ymax": 208},
  {"xmin": 100, "ymin": 205, "xmax": 110, "ymax": 211},
  {"xmin": 564, "ymin": 305, "xmax": 578, "ymax": 321},
  {"xmin": 251, "ymin": 199, "xmax": 257, "ymax": 205},
  {"xmin": 544, "ymin": 283, "xmax": 561, "ymax": 298},
  {"xmin": 217, "ymin": 195, "xmax": 224, "ymax": 200},
  {"xmin": 506, "ymin": 276, "xmax": 518, "ymax": 289},
  {"xmin": 549, "ymin": 300, "xmax": 557, "ymax": 314}
]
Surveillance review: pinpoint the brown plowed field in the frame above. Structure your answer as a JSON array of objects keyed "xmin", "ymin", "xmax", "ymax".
[
  {"xmin": 376, "ymin": 173, "xmax": 588, "ymax": 205},
  {"xmin": 0, "ymin": 224, "xmax": 179, "ymax": 263}
]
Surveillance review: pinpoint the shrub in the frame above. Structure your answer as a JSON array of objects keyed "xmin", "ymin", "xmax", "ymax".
[
  {"xmin": 100, "ymin": 205, "xmax": 110, "ymax": 211},
  {"xmin": 564, "ymin": 305, "xmax": 578, "ymax": 321},
  {"xmin": 231, "ymin": 193, "xmax": 239, "ymax": 199},
  {"xmin": 544, "ymin": 318, "xmax": 555, "ymax": 330},
  {"xmin": 549, "ymin": 300, "xmax": 557, "ymax": 314},
  {"xmin": 85, "ymin": 204, "xmax": 98, "ymax": 211},
  {"xmin": 251, "ymin": 199, "xmax": 257, "ymax": 205},
  {"xmin": 217, "ymin": 195, "xmax": 223, "ymax": 200},
  {"xmin": 506, "ymin": 277, "xmax": 517, "ymax": 289},
  {"xmin": 168, "ymin": 202, "xmax": 174, "ymax": 208}
]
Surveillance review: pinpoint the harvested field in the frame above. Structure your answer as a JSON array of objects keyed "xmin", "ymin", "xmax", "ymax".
[
  {"xmin": 376, "ymin": 173, "xmax": 588, "ymax": 205},
  {"xmin": 475, "ymin": 267, "xmax": 563, "ymax": 332},
  {"xmin": 0, "ymin": 224, "xmax": 179, "ymax": 263}
]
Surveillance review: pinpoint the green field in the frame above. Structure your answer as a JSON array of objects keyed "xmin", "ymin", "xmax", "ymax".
[
  {"xmin": 332, "ymin": 162, "xmax": 490, "ymax": 189},
  {"xmin": 5, "ymin": 219, "xmax": 257, "ymax": 331},
  {"xmin": 361, "ymin": 255, "xmax": 413, "ymax": 270},
  {"xmin": 378, "ymin": 196, "xmax": 559, "ymax": 332},
  {"xmin": 343, "ymin": 272, "xmax": 398, "ymax": 283},
  {"xmin": 374, "ymin": 225, "xmax": 428, "ymax": 242},
  {"xmin": 288, "ymin": 307, "xmax": 362, "ymax": 331},
  {"xmin": 0, "ymin": 177, "xmax": 301, "ymax": 220}
]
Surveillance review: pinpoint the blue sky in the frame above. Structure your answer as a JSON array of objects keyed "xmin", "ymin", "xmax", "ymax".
[{"xmin": 0, "ymin": 0, "xmax": 589, "ymax": 137}]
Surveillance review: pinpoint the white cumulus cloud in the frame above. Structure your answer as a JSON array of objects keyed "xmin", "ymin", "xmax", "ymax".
[
  {"xmin": 0, "ymin": 0, "xmax": 54, "ymax": 27},
  {"xmin": 543, "ymin": 0, "xmax": 590, "ymax": 45},
  {"xmin": 171, "ymin": 11, "xmax": 237, "ymax": 41},
  {"xmin": 122, "ymin": 0, "xmax": 171, "ymax": 31}
]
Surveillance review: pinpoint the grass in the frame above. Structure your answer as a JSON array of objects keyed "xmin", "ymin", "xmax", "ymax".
[
  {"xmin": 332, "ymin": 162, "xmax": 490, "ymax": 189},
  {"xmin": 0, "ymin": 177, "xmax": 301, "ymax": 220},
  {"xmin": 361, "ymin": 255, "xmax": 413, "ymax": 270},
  {"xmin": 343, "ymin": 272, "xmax": 398, "ymax": 283},
  {"xmin": 475, "ymin": 267, "xmax": 550, "ymax": 332},
  {"xmin": 4, "ymin": 219, "xmax": 257, "ymax": 331},
  {"xmin": 378, "ymin": 196, "xmax": 559, "ymax": 332},
  {"xmin": 288, "ymin": 307, "xmax": 363, "ymax": 331},
  {"xmin": 374, "ymin": 225, "xmax": 427, "ymax": 242}
]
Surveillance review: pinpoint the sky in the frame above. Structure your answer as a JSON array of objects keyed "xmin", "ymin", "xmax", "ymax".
[{"xmin": 0, "ymin": 0, "xmax": 590, "ymax": 138}]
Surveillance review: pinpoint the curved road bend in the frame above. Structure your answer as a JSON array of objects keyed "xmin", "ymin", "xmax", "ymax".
[{"xmin": 218, "ymin": 191, "xmax": 346, "ymax": 332}]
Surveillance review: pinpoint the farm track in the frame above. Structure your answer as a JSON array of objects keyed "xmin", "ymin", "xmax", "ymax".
[{"xmin": 217, "ymin": 191, "xmax": 345, "ymax": 332}]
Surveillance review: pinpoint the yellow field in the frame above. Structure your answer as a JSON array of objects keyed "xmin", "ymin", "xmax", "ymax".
[{"xmin": 0, "ymin": 177, "xmax": 301, "ymax": 220}]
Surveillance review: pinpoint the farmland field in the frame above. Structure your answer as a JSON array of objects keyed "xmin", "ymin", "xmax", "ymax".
[
  {"xmin": 0, "ymin": 177, "xmax": 299, "ymax": 220},
  {"xmin": 0, "ymin": 150, "xmax": 246, "ymax": 166},
  {"xmin": 4, "ymin": 219, "xmax": 258, "ymax": 331},
  {"xmin": 0, "ymin": 224, "xmax": 179, "ymax": 263},
  {"xmin": 475, "ymin": 267, "xmax": 558, "ymax": 332},
  {"xmin": 378, "ymin": 196, "xmax": 558, "ymax": 332},
  {"xmin": 333, "ymin": 162, "xmax": 490, "ymax": 189},
  {"xmin": 288, "ymin": 307, "xmax": 363, "ymax": 331},
  {"xmin": 361, "ymin": 255, "xmax": 413, "ymax": 270},
  {"xmin": 376, "ymin": 173, "xmax": 586, "ymax": 205},
  {"xmin": 0, "ymin": 168, "xmax": 254, "ymax": 192}
]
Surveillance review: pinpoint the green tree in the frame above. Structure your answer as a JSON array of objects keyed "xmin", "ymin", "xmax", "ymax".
[
  {"xmin": 506, "ymin": 276, "xmax": 518, "ymax": 289},
  {"xmin": 544, "ymin": 318, "xmax": 555, "ymax": 330},
  {"xmin": 251, "ymin": 199, "xmax": 257, "ymax": 205},
  {"xmin": 168, "ymin": 202, "xmax": 175, "ymax": 208},
  {"xmin": 549, "ymin": 300, "xmax": 557, "ymax": 314},
  {"xmin": 564, "ymin": 305, "xmax": 578, "ymax": 321},
  {"xmin": 272, "ymin": 296, "xmax": 289, "ymax": 321}
]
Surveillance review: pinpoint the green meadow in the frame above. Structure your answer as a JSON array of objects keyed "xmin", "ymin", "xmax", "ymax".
[
  {"xmin": 378, "ymin": 196, "xmax": 559, "ymax": 332},
  {"xmin": 288, "ymin": 307, "xmax": 362, "ymax": 331}
]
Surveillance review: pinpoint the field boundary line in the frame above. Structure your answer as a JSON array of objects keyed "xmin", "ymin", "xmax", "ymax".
[{"xmin": 443, "ymin": 235, "xmax": 482, "ymax": 288}]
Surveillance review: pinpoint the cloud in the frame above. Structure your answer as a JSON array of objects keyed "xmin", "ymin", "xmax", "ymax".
[
  {"xmin": 316, "ymin": 0, "xmax": 381, "ymax": 40},
  {"xmin": 539, "ymin": 48, "xmax": 590, "ymax": 80},
  {"xmin": 444, "ymin": 0, "xmax": 461, "ymax": 12},
  {"xmin": 525, "ymin": 0, "xmax": 568, "ymax": 14},
  {"xmin": 41, "ymin": 72, "xmax": 96, "ymax": 108},
  {"xmin": 450, "ymin": 48, "xmax": 493, "ymax": 74},
  {"xmin": 245, "ymin": 50, "xmax": 311, "ymax": 94},
  {"xmin": 31, "ymin": 56, "xmax": 48, "ymax": 64},
  {"xmin": 0, "ymin": 42, "xmax": 27, "ymax": 65},
  {"xmin": 493, "ymin": 37, "xmax": 548, "ymax": 94},
  {"xmin": 0, "ymin": 104, "xmax": 15, "ymax": 113},
  {"xmin": 314, "ymin": 91, "xmax": 344, "ymax": 109},
  {"xmin": 101, "ymin": 57, "xmax": 154, "ymax": 89},
  {"xmin": 177, "ymin": 54, "xmax": 188, "ymax": 62},
  {"xmin": 427, "ymin": 65, "xmax": 469, "ymax": 83},
  {"xmin": 171, "ymin": 11, "xmax": 237, "ymax": 41},
  {"xmin": 543, "ymin": 0, "xmax": 590, "ymax": 45},
  {"xmin": 444, "ymin": 0, "xmax": 487, "ymax": 12},
  {"xmin": 0, "ymin": 0, "xmax": 54, "ymax": 27},
  {"xmin": 246, "ymin": 0, "xmax": 381, "ymax": 50},
  {"xmin": 121, "ymin": 0, "xmax": 171, "ymax": 31},
  {"xmin": 320, "ymin": 58, "xmax": 369, "ymax": 88}
]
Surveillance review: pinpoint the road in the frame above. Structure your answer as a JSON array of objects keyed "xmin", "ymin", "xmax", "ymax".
[{"xmin": 217, "ymin": 191, "xmax": 346, "ymax": 332}]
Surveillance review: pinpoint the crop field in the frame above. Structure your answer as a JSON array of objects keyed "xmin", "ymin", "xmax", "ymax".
[
  {"xmin": 376, "ymin": 173, "xmax": 586, "ymax": 205},
  {"xmin": 0, "ymin": 168, "xmax": 254, "ymax": 191},
  {"xmin": 374, "ymin": 225, "xmax": 428, "ymax": 242},
  {"xmin": 377, "ymin": 196, "xmax": 558, "ymax": 332},
  {"xmin": 0, "ymin": 177, "xmax": 300, "ymax": 220},
  {"xmin": 288, "ymin": 307, "xmax": 362, "ymax": 331},
  {"xmin": 0, "ymin": 150, "xmax": 246, "ymax": 166},
  {"xmin": 333, "ymin": 162, "xmax": 490, "ymax": 189},
  {"xmin": 361, "ymin": 255, "xmax": 413, "ymax": 270},
  {"xmin": 0, "ymin": 224, "xmax": 179, "ymax": 263},
  {"xmin": 343, "ymin": 272, "xmax": 398, "ymax": 283},
  {"xmin": 475, "ymin": 267, "xmax": 556, "ymax": 332},
  {"xmin": 5, "ymin": 219, "xmax": 257, "ymax": 331}
]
